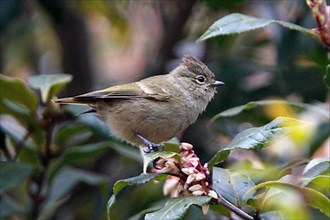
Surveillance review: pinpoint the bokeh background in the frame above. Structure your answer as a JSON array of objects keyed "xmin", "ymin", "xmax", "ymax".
[{"xmin": 1, "ymin": 0, "xmax": 328, "ymax": 219}]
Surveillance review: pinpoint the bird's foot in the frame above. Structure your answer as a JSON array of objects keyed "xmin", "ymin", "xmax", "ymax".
[
  {"xmin": 143, "ymin": 143, "xmax": 165, "ymax": 153},
  {"xmin": 135, "ymin": 133, "xmax": 165, "ymax": 153}
]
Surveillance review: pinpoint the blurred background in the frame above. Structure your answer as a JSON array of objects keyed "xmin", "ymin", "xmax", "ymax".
[{"xmin": 0, "ymin": 0, "xmax": 328, "ymax": 219}]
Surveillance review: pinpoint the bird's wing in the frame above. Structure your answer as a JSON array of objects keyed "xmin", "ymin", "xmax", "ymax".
[{"xmin": 54, "ymin": 82, "xmax": 172, "ymax": 104}]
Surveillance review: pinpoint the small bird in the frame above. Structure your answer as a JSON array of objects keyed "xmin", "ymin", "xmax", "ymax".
[{"xmin": 55, "ymin": 55, "xmax": 224, "ymax": 153}]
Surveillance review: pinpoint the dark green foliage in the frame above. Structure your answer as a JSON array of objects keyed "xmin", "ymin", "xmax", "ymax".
[{"xmin": 1, "ymin": 1, "xmax": 329, "ymax": 220}]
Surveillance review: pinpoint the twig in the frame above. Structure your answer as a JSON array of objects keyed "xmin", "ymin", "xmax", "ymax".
[
  {"xmin": 29, "ymin": 105, "xmax": 58, "ymax": 219},
  {"xmin": 0, "ymin": 145, "xmax": 12, "ymax": 160},
  {"xmin": 217, "ymin": 194, "xmax": 254, "ymax": 220},
  {"xmin": 13, "ymin": 128, "xmax": 32, "ymax": 160}
]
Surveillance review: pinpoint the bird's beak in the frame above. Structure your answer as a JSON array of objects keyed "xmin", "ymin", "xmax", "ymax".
[{"xmin": 210, "ymin": 81, "xmax": 225, "ymax": 87}]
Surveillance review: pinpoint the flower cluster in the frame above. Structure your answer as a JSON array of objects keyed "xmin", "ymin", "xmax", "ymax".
[{"xmin": 151, "ymin": 143, "xmax": 218, "ymax": 214}]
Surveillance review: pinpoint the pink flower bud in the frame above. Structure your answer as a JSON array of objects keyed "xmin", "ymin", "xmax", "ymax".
[
  {"xmin": 208, "ymin": 190, "xmax": 218, "ymax": 199},
  {"xmin": 186, "ymin": 174, "xmax": 195, "ymax": 184},
  {"xmin": 187, "ymin": 157, "xmax": 200, "ymax": 168},
  {"xmin": 202, "ymin": 205, "xmax": 209, "ymax": 215},
  {"xmin": 192, "ymin": 190, "xmax": 205, "ymax": 196},
  {"xmin": 163, "ymin": 176, "xmax": 182, "ymax": 197},
  {"xmin": 195, "ymin": 172, "xmax": 206, "ymax": 181},
  {"xmin": 188, "ymin": 184, "xmax": 202, "ymax": 192},
  {"xmin": 164, "ymin": 158, "xmax": 180, "ymax": 173},
  {"xmin": 181, "ymin": 167, "xmax": 195, "ymax": 175},
  {"xmin": 180, "ymin": 143, "xmax": 193, "ymax": 151}
]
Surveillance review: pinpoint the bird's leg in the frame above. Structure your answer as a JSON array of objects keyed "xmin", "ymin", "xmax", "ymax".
[{"xmin": 135, "ymin": 133, "xmax": 165, "ymax": 153}]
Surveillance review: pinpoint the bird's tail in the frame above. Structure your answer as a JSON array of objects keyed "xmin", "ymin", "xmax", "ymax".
[
  {"xmin": 53, "ymin": 97, "xmax": 75, "ymax": 104},
  {"xmin": 53, "ymin": 97, "xmax": 91, "ymax": 105},
  {"xmin": 53, "ymin": 97, "xmax": 97, "ymax": 115}
]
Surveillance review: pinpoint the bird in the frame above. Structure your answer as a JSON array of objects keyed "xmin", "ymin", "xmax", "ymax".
[{"xmin": 54, "ymin": 55, "xmax": 224, "ymax": 153}]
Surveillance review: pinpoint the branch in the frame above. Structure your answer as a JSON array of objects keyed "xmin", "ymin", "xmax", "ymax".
[
  {"xmin": 217, "ymin": 194, "xmax": 254, "ymax": 220},
  {"xmin": 13, "ymin": 128, "xmax": 32, "ymax": 160}
]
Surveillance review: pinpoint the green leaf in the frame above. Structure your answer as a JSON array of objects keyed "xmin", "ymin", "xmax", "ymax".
[
  {"xmin": 145, "ymin": 196, "xmax": 211, "ymax": 220},
  {"xmin": 77, "ymin": 113, "xmax": 111, "ymax": 140},
  {"xmin": 270, "ymin": 174, "xmax": 330, "ymax": 196},
  {"xmin": 48, "ymin": 142, "xmax": 111, "ymax": 181},
  {"xmin": 107, "ymin": 195, "xmax": 116, "ymax": 220},
  {"xmin": 0, "ymin": 195, "xmax": 25, "ymax": 218},
  {"xmin": 164, "ymin": 141, "xmax": 180, "ymax": 153},
  {"xmin": 259, "ymin": 211, "xmax": 283, "ymax": 220},
  {"xmin": 108, "ymin": 173, "xmax": 164, "ymax": 220},
  {"xmin": 209, "ymin": 117, "xmax": 296, "ymax": 170},
  {"xmin": 113, "ymin": 173, "xmax": 162, "ymax": 196},
  {"xmin": 224, "ymin": 117, "xmax": 289, "ymax": 149},
  {"xmin": 244, "ymin": 181, "xmax": 330, "ymax": 217},
  {"xmin": 306, "ymin": 175, "xmax": 330, "ymax": 195},
  {"xmin": 303, "ymin": 187, "xmax": 330, "ymax": 217},
  {"xmin": 210, "ymin": 100, "xmax": 329, "ymax": 122},
  {"xmin": 209, "ymin": 204, "xmax": 231, "ymax": 217},
  {"xmin": 208, "ymin": 150, "xmax": 230, "ymax": 171},
  {"xmin": 212, "ymin": 167, "xmax": 255, "ymax": 206},
  {"xmin": 307, "ymin": 122, "xmax": 330, "ymax": 156},
  {"xmin": 325, "ymin": 65, "xmax": 330, "ymax": 88},
  {"xmin": 107, "ymin": 141, "xmax": 142, "ymax": 162},
  {"xmin": 0, "ymin": 75, "xmax": 38, "ymax": 113},
  {"xmin": 55, "ymin": 123, "xmax": 92, "ymax": 147},
  {"xmin": 1, "ymin": 115, "xmax": 45, "ymax": 151},
  {"xmin": 66, "ymin": 112, "xmax": 141, "ymax": 161},
  {"xmin": 197, "ymin": 13, "xmax": 319, "ymax": 42},
  {"xmin": 28, "ymin": 73, "xmax": 72, "ymax": 103},
  {"xmin": 128, "ymin": 206, "xmax": 163, "ymax": 220},
  {"xmin": 0, "ymin": 161, "xmax": 34, "ymax": 193},
  {"xmin": 18, "ymin": 145, "xmax": 42, "ymax": 169},
  {"xmin": 40, "ymin": 166, "xmax": 109, "ymax": 220},
  {"xmin": 0, "ymin": 116, "xmax": 33, "ymax": 146},
  {"xmin": 303, "ymin": 158, "xmax": 330, "ymax": 178}
]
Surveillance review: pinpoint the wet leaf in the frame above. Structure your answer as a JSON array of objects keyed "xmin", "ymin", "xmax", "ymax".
[
  {"xmin": 259, "ymin": 211, "xmax": 283, "ymax": 220},
  {"xmin": 212, "ymin": 167, "xmax": 255, "ymax": 206},
  {"xmin": 209, "ymin": 117, "xmax": 296, "ymax": 170},
  {"xmin": 55, "ymin": 123, "xmax": 92, "ymax": 147},
  {"xmin": 244, "ymin": 180, "xmax": 330, "ymax": 217},
  {"xmin": 145, "ymin": 196, "xmax": 211, "ymax": 220},
  {"xmin": 28, "ymin": 73, "xmax": 72, "ymax": 103},
  {"xmin": 197, "ymin": 13, "xmax": 319, "ymax": 42},
  {"xmin": 113, "ymin": 173, "xmax": 162, "ymax": 196},
  {"xmin": 210, "ymin": 100, "xmax": 328, "ymax": 122},
  {"xmin": 0, "ymin": 161, "xmax": 34, "ymax": 193},
  {"xmin": 108, "ymin": 173, "xmax": 165, "ymax": 220},
  {"xmin": 303, "ymin": 158, "xmax": 330, "ymax": 178},
  {"xmin": 0, "ymin": 75, "xmax": 38, "ymax": 113},
  {"xmin": 0, "ymin": 195, "xmax": 25, "ymax": 218},
  {"xmin": 325, "ymin": 65, "xmax": 330, "ymax": 88},
  {"xmin": 40, "ymin": 167, "xmax": 108, "ymax": 219},
  {"xmin": 48, "ymin": 142, "xmax": 111, "ymax": 181}
]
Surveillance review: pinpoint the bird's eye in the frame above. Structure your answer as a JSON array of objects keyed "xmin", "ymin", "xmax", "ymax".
[{"xmin": 195, "ymin": 75, "xmax": 206, "ymax": 84}]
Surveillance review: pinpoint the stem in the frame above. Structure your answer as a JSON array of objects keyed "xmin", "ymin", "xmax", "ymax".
[
  {"xmin": 217, "ymin": 194, "xmax": 254, "ymax": 220},
  {"xmin": 13, "ymin": 128, "xmax": 32, "ymax": 160},
  {"xmin": 29, "ymin": 105, "xmax": 57, "ymax": 219},
  {"xmin": 0, "ymin": 145, "xmax": 12, "ymax": 160},
  {"xmin": 29, "ymin": 168, "xmax": 46, "ymax": 220}
]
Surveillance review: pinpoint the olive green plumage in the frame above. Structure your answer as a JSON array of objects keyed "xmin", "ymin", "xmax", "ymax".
[{"xmin": 55, "ymin": 55, "xmax": 224, "ymax": 147}]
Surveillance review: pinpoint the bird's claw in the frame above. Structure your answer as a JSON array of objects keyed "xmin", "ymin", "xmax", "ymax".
[{"xmin": 143, "ymin": 143, "xmax": 165, "ymax": 153}]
